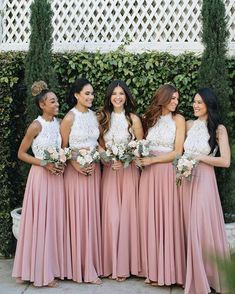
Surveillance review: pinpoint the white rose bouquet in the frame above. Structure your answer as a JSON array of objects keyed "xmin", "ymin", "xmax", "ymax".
[
  {"xmin": 173, "ymin": 154, "xmax": 198, "ymax": 186},
  {"xmin": 76, "ymin": 148, "xmax": 100, "ymax": 167},
  {"xmin": 128, "ymin": 139, "xmax": 153, "ymax": 158},
  {"xmin": 100, "ymin": 141, "xmax": 134, "ymax": 168},
  {"xmin": 128, "ymin": 139, "xmax": 154, "ymax": 169},
  {"xmin": 43, "ymin": 147, "xmax": 72, "ymax": 165}
]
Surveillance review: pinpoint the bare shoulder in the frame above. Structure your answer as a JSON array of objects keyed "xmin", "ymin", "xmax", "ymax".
[
  {"xmin": 186, "ymin": 119, "xmax": 194, "ymax": 130},
  {"xmin": 26, "ymin": 120, "xmax": 41, "ymax": 137},
  {"xmin": 130, "ymin": 113, "xmax": 142, "ymax": 123},
  {"xmin": 61, "ymin": 110, "xmax": 75, "ymax": 125},
  {"xmin": 216, "ymin": 124, "xmax": 228, "ymax": 137},
  {"xmin": 174, "ymin": 113, "xmax": 185, "ymax": 123}
]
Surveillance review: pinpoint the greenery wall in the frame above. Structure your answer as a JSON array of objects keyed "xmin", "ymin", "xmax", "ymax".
[{"xmin": 0, "ymin": 51, "xmax": 234, "ymax": 257}]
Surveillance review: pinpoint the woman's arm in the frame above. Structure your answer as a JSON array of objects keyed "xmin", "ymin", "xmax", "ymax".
[
  {"xmin": 195, "ymin": 125, "xmax": 231, "ymax": 168},
  {"xmin": 140, "ymin": 114, "xmax": 186, "ymax": 166},
  {"xmin": 130, "ymin": 113, "xmax": 144, "ymax": 140},
  {"xmin": 60, "ymin": 111, "xmax": 74, "ymax": 148},
  {"xmin": 18, "ymin": 121, "xmax": 42, "ymax": 165}
]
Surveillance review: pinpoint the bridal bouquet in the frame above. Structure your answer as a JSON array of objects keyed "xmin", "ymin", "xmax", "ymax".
[
  {"xmin": 76, "ymin": 148, "xmax": 100, "ymax": 167},
  {"xmin": 101, "ymin": 141, "xmax": 134, "ymax": 168},
  {"xmin": 173, "ymin": 154, "xmax": 198, "ymax": 186},
  {"xmin": 128, "ymin": 139, "xmax": 153, "ymax": 158},
  {"xmin": 128, "ymin": 139, "xmax": 154, "ymax": 169},
  {"xmin": 43, "ymin": 147, "xmax": 72, "ymax": 165}
]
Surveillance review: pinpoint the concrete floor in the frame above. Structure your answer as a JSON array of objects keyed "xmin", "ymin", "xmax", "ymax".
[{"xmin": 0, "ymin": 259, "xmax": 184, "ymax": 294}]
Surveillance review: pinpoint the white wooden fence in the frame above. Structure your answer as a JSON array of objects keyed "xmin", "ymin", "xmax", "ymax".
[{"xmin": 0, "ymin": 0, "xmax": 235, "ymax": 54}]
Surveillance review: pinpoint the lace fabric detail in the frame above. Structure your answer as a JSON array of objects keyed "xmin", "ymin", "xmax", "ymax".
[
  {"xmin": 184, "ymin": 119, "xmax": 211, "ymax": 156},
  {"xmin": 31, "ymin": 116, "xmax": 61, "ymax": 159},
  {"xmin": 146, "ymin": 113, "xmax": 176, "ymax": 152},
  {"xmin": 69, "ymin": 108, "xmax": 99, "ymax": 150},
  {"xmin": 103, "ymin": 111, "xmax": 133, "ymax": 145}
]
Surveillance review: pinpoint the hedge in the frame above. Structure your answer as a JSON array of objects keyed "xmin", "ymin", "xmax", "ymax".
[{"xmin": 0, "ymin": 50, "xmax": 234, "ymax": 257}]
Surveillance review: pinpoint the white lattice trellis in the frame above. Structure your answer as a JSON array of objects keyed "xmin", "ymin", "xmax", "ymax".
[{"xmin": 0, "ymin": 0, "xmax": 235, "ymax": 54}]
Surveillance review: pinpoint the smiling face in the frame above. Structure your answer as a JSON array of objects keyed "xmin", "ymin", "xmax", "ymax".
[
  {"xmin": 162, "ymin": 91, "xmax": 179, "ymax": 114},
  {"xmin": 110, "ymin": 86, "xmax": 126, "ymax": 111},
  {"xmin": 193, "ymin": 93, "xmax": 208, "ymax": 119},
  {"xmin": 75, "ymin": 84, "xmax": 94, "ymax": 108},
  {"xmin": 40, "ymin": 92, "xmax": 59, "ymax": 116}
]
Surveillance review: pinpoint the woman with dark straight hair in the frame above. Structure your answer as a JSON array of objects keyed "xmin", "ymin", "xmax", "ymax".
[
  {"xmin": 180, "ymin": 88, "xmax": 230, "ymax": 294},
  {"xmin": 60, "ymin": 78, "xmax": 102, "ymax": 285},
  {"xmin": 98, "ymin": 80, "xmax": 143, "ymax": 281},
  {"xmin": 138, "ymin": 84, "xmax": 186, "ymax": 287}
]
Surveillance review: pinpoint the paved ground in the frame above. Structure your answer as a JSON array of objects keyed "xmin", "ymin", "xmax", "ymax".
[{"xmin": 0, "ymin": 259, "xmax": 184, "ymax": 294}]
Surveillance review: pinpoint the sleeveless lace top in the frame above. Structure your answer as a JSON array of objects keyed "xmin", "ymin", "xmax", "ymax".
[
  {"xmin": 69, "ymin": 108, "xmax": 99, "ymax": 149},
  {"xmin": 184, "ymin": 119, "xmax": 211, "ymax": 156},
  {"xmin": 103, "ymin": 111, "xmax": 133, "ymax": 145},
  {"xmin": 31, "ymin": 116, "xmax": 61, "ymax": 159},
  {"xmin": 146, "ymin": 112, "xmax": 176, "ymax": 152}
]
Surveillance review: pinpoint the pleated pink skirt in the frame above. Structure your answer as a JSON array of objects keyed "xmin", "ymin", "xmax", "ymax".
[
  {"xmin": 64, "ymin": 163, "xmax": 102, "ymax": 283},
  {"xmin": 12, "ymin": 165, "xmax": 65, "ymax": 286},
  {"xmin": 180, "ymin": 162, "xmax": 229, "ymax": 294},
  {"xmin": 138, "ymin": 160, "xmax": 186, "ymax": 285},
  {"xmin": 101, "ymin": 163, "xmax": 140, "ymax": 278}
]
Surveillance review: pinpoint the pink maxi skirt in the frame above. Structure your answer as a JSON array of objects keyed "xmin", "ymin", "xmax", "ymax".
[
  {"xmin": 180, "ymin": 162, "xmax": 229, "ymax": 294},
  {"xmin": 138, "ymin": 158, "xmax": 186, "ymax": 285},
  {"xmin": 64, "ymin": 163, "xmax": 102, "ymax": 283},
  {"xmin": 12, "ymin": 165, "xmax": 65, "ymax": 286},
  {"xmin": 101, "ymin": 163, "xmax": 140, "ymax": 278}
]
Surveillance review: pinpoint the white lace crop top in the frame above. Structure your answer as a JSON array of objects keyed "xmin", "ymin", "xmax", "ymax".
[
  {"xmin": 69, "ymin": 108, "xmax": 99, "ymax": 150},
  {"xmin": 31, "ymin": 116, "xmax": 61, "ymax": 159},
  {"xmin": 103, "ymin": 111, "xmax": 133, "ymax": 145},
  {"xmin": 146, "ymin": 112, "xmax": 176, "ymax": 152},
  {"xmin": 184, "ymin": 119, "xmax": 211, "ymax": 156}
]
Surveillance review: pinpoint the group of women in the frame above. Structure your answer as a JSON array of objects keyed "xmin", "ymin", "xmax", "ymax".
[{"xmin": 12, "ymin": 78, "xmax": 231, "ymax": 294}]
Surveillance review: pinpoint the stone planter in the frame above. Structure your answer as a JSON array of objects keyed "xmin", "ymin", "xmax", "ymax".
[
  {"xmin": 10, "ymin": 208, "xmax": 22, "ymax": 240},
  {"xmin": 10, "ymin": 207, "xmax": 235, "ymax": 253},
  {"xmin": 225, "ymin": 222, "xmax": 235, "ymax": 254}
]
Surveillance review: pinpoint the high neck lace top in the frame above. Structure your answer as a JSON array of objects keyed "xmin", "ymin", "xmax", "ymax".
[
  {"xmin": 103, "ymin": 111, "xmax": 133, "ymax": 145},
  {"xmin": 31, "ymin": 116, "xmax": 61, "ymax": 159},
  {"xmin": 184, "ymin": 119, "xmax": 211, "ymax": 156},
  {"xmin": 146, "ymin": 112, "xmax": 176, "ymax": 152},
  {"xmin": 69, "ymin": 108, "xmax": 99, "ymax": 150}
]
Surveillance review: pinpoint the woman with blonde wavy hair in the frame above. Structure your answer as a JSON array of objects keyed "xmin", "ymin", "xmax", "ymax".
[{"xmin": 98, "ymin": 80, "xmax": 143, "ymax": 281}]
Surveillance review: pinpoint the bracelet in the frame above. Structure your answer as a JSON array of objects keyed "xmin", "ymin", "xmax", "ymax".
[{"xmin": 40, "ymin": 159, "xmax": 48, "ymax": 167}]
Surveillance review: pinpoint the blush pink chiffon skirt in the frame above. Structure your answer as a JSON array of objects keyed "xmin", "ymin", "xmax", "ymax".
[
  {"xmin": 180, "ymin": 162, "xmax": 229, "ymax": 294},
  {"xmin": 63, "ymin": 163, "xmax": 102, "ymax": 283},
  {"xmin": 138, "ymin": 157, "xmax": 186, "ymax": 286},
  {"xmin": 12, "ymin": 165, "xmax": 65, "ymax": 286},
  {"xmin": 101, "ymin": 163, "xmax": 140, "ymax": 278}
]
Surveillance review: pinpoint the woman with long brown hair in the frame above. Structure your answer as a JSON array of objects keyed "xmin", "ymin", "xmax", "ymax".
[
  {"xmin": 98, "ymin": 80, "xmax": 143, "ymax": 281},
  {"xmin": 138, "ymin": 84, "xmax": 186, "ymax": 287}
]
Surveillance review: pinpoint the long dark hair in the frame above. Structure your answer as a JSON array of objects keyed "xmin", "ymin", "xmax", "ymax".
[
  {"xmin": 197, "ymin": 88, "xmax": 221, "ymax": 154},
  {"xmin": 143, "ymin": 84, "xmax": 179, "ymax": 136},
  {"xmin": 98, "ymin": 80, "xmax": 136, "ymax": 141},
  {"xmin": 67, "ymin": 78, "xmax": 91, "ymax": 108}
]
